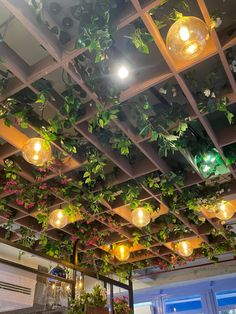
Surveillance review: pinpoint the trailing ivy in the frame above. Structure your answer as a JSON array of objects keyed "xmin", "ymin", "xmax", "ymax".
[{"xmin": 185, "ymin": 65, "xmax": 234, "ymax": 124}]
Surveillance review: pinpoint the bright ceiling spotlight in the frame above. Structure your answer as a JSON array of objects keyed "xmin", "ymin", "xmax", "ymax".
[
  {"xmin": 131, "ymin": 207, "xmax": 151, "ymax": 228},
  {"xmin": 22, "ymin": 137, "xmax": 52, "ymax": 166},
  {"xmin": 114, "ymin": 244, "xmax": 130, "ymax": 262},
  {"xmin": 215, "ymin": 201, "xmax": 235, "ymax": 221},
  {"xmin": 117, "ymin": 65, "xmax": 129, "ymax": 79},
  {"xmin": 176, "ymin": 240, "xmax": 193, "ymax": 257},
  {"xmin": 166, "ymin": 16, "xmax": 210, "ymax": 61},
  {"xmin": 49, "ymin": 209, "xmax": 69, "ymax": 229}
]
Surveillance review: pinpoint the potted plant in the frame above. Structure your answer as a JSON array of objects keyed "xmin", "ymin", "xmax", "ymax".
[
  {"xmin": 68, "ymin": 284, "xmax": 109, "ymax": 314},
  {"xmin": 113, "ymin": 296, "xmax": 133, "ymax": 314}
]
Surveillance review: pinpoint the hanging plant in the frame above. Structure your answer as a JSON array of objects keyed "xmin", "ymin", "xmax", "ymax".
[
  {"xmin": 185, "ymin": 66, "xmax": 234, "ymax": 124},
  {"xmin": 128, "ymin": 95, "xmax": 190, "ymax": 157},
  {"xmin": 88, "ymin": 103, "xmax": 119, "ymax": 133},
  {"xmin": 149, "ymin": 0, "xmax": 190, "ymax": 29},
  {"xmin": 142, "ymin": 171, "xmax": 184, "ymax": 196},
  {"xmin": 83, "ymin": 150, "xmax": 107, "ymax": 187},
  {"xmin": 17, "ymin": 227, "xmax": 36, "ymax": 248},
  {"xmin": 109, "ymin": 133, "xmax": 133, "ymax": 157},
  {"xmin": 127, "ymin": 27, "xmax": 152, "ymax": 54}
]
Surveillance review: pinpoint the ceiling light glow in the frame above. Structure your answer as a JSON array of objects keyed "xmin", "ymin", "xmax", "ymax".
[
  {"xmin": 166, "ymin": 16, "xmax": 210, "ymax": 61},
  {"xmin": 22, "ymin": 137, "xmax": 52, "ymax": 166},
  {"xmin": 118, "ymin": 65, "xmax": 129, "ymax": 79}
]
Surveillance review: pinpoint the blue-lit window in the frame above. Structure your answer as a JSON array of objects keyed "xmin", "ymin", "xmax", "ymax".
[
  {"xmin": 216, "ymin": 290, "xmax": 236, "ymax": 313},
  {"xmin": 164, "ymin": 295, "xmax": 203, "ymax": 314}
]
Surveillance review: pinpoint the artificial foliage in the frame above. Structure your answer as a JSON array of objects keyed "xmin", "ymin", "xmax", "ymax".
[
  {"xmin": 0, "ymin": 0, "xmax": 235, "ymax": 281},
  {"xmin": 113, "ymin": 296, "xmax": 133, "ymax": 314},
  {"xmin": 68, "ymin": 284, "xmax": 107, "ymax": 314}
]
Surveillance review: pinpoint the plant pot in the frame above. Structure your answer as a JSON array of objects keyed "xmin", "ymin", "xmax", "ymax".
[{"xmin": 86, "ymin": 307, "xmax": 109, "ymax": 314}]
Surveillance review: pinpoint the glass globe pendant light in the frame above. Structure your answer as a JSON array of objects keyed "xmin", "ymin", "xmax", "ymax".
[
  {"xmin": 131, "ymin": 207, "xmax": 151, "ymax": 228},
  {"xmin": 176, "ymin": 240, "xmax": 193, "ymax": 257},
  {"xmin": 22, "ymin": 137, "xmax": 52, "ymax": 166},
  {"xmin": 166, "ymin": 16, "xmax": 210, "ymax": 61},
  {"xmin": 114, "ymin": 244, "xmax": 130, "ymax": 262},
  {"xmin": 49, "ymin": 209, "xmax": 69, "ymax": 228},
  {"xmin": 215, "ymin": 201, "xmax": 235, "ymax": 221}
]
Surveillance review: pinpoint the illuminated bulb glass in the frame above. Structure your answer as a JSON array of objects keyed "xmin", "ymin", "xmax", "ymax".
[
  {"xmin": 22, "ymin": 137, "xmax": 52, "ymax": 166},
  {"xmin": 114, "ymin": 244, "xmax": 130, "ymax": 262},
  {"xmin": 49, "ymin": 209, "xmax": 69, "ymax": 228},
  {"xmin": 215, "ymin": 201, "xmax": 234, "ymax": 221},
  {"xmin": 166, "ymin": 16, "xmax": 210, "ymax": 61},
  {"xmin": 179, "ymin": 26, "xmax": 190, "ymax": 41},
  {"xmin": 118, "ymin": 66, "xmax": 129, "ymax": 79},
  {"xmin": 203, "ymin": 164, "xmax": 210, "ymax": 173},
  {"xmin": 177, "ymin": 240, "xmax": 193, "ymax": 257},
  {"xmin": 131, "ymin": 207, "xmax": 151, "ymax": 228}
]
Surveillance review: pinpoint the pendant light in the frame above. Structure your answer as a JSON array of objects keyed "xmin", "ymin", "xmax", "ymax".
[
  {"xmin": 131, "ymin": 207, "xmax": 151, "ymax": 228},
  {"xmin": 215, "ymin": 201, "xmax": 235, "ymax": 221},
  {"xmin": 114, "ymin": 244, "xmax": 130, "ymax": 262},
  {"xmin": 176, "ymin": 240, "xmax": 193, "ymax": 257},
  {"xmin": 22, "ymin": 138, "xmax": 52, "ymax": 166},
  {"xmin": 49, "ymin": 209, "xmax": 69, "ymax": 229},
  {"xmin": 166, "ymin": 16, "xmax": 210, "ymax": 61}
]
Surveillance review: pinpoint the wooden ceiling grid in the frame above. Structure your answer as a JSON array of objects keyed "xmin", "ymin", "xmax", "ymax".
[{"xmin": 0, "ymin": 0, "xmax": 235, "ymax": 270}]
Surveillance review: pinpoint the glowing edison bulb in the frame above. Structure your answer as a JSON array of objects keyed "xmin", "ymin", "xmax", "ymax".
[
  {"xmin": 22, "ymin": 137, "xmax": 52, "ymax": 166},
  {"xmin": 179, "ymin": 26, "xmax": 190, "ymax": 41},
  {"xmin": 49, "ymin": 209, "xmax": 69, "ymax": 228},
  {"xmin": 166, "ymin": 16, "xmax": 210, "ymax": 61},
  {"xmin": 177, "ymin": 240, "xmax": 193, "ymax": 257},
  {"xmin": 131, "ymin": 207, "xmax": 151, "ymax": 228},
  {"xmin": 114, "ymin": 244, "xmax": 130, "ymax": 262},
  {"xmin": 215, "ymin": 201, "xmax": 235, "ymax": 221}
]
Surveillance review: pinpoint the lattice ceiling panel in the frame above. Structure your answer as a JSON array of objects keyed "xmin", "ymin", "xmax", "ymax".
[{"xmin": 0, "ymin": 0, "xmax": 236, "ymax": 278}]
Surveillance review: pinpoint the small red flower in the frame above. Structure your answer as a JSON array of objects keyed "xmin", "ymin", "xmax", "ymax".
[{"xmin": 16, "ymin": 198, "xmax": 24, "ymax": 206}]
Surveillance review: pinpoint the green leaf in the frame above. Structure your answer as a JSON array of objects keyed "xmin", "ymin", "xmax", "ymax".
[
  {"xmin": 98, "ymin": 118, "xmax": 104, "ymax": 128},
  {"xmin": 83, "ymin": 171, "xmax": 90, "ymax": 178}
]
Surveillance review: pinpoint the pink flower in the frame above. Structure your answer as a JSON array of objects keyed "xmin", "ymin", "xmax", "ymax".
[
  {"xmin": 16, "ymin": 198, "xmax": 24, "ymax": 206},
  {"xmin": 26, "ymin": 202, "xmax": 35, "ymax": 209},
  {"xmin": 6, "ymin": 179, "xmax": 17, "ymax": 186},
  {"xmin": 38, "ymin": 167, "xmax": 47, "ymax": 173},
  {"xmin": 71, "ymin": 235, "xmax": 78, "ymax": 242},
  {"xmin": 39, "ymin": 183, "xmax": 47, "ymax": 190},
  {"xmin": 60, "ymin": 178, "xmax": 69, "ymax": 185},
  {"xmin": 39, "ymin": 200, "xmax": 46, "ymax": 206},
  {"xmin": 50, "ymin": 187, "xmax": 58, "ymax": 193}
]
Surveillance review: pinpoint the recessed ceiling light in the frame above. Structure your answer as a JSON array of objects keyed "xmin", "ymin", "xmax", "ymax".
[{"xmin": 118, "ymin": 65, "xmax": 129, "ymax": 79}]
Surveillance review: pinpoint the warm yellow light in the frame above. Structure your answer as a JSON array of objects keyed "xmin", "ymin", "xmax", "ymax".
[
  {"xmin": 176, "ymin": 240, "xmax": 193, "ymax": 257},
  {"xmin": 215, "ymin": 201, "xmax": 235, "ymax": 221},
  {"xmin": 166, "ymin": 16, "xmax": 210, "ymax": 61},
  {"xmin": 179, "ymin": 26, "xmax": 190, "ymax": 41},
  {"xmin": 185, "ymin": 43, "xmax": 199, "ymax": 55},
  {"xmin": 114, "ymin": 244, "xmax": 130, "ymax": 262},
  {"xmin": 49, "ymin": 209, "xmax": 69, "ymax": 228},
  {"xmin": 131, "ymin": 207, "xmax": 151, "ymax": 228},
  {"xmin": 22, "ymin": 137, "xmax": 52, "ymax": 166}
]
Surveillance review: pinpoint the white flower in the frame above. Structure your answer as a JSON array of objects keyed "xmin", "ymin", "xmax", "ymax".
[
  {"xmin": 159, "ymin": 87, "xmax": 167, "ymax": 94},
  {"xmin": 172, "ymin": 87, "xmax": 177, "ymax": 97},
  {"xmin": 211, "ymin": 92, "xmax": 216, "ymax": 98},
  {"xmin": 214, "ymin": 17, "xmax": 222, "ymax": 28},
  {"xmin": 230, "ymin": 60, "xmax": 236, "ymax": 73},
  {"xmin": 204, "ymin": 89, "xmax": 211, "ymax": 97}
]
